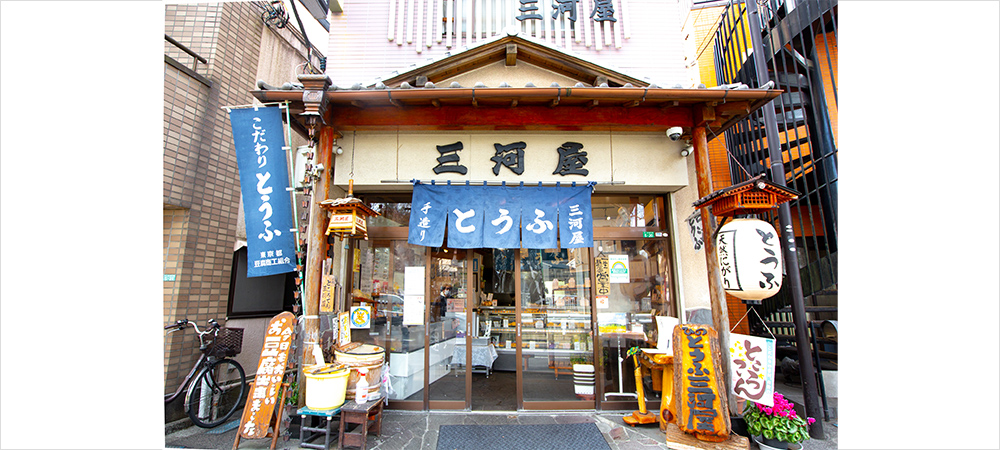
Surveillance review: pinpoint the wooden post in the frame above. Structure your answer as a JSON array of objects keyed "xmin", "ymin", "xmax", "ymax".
[
  {"xmin": 691, "ymin": 125, "xmax": 736, "ymax": 416},
  {"xmin": 302, "ymin": 125, "xmax": 336, "ymax": 365}
]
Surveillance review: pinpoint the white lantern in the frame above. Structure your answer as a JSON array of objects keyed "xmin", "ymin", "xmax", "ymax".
[{"xmin": 715, "ymin": 218, "xmax": 783, "ymax": 301}]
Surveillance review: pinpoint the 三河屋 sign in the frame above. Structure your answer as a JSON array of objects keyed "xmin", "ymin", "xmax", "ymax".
[
  {"xmin": 229, "ymin": 106, "xmax": 296, "ymax": 277},
  {"xmin": 407, "ymin": 183, "xmax": 593, "ymax": 249}
]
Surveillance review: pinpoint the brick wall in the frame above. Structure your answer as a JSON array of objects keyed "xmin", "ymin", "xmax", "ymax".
[{"xmin": 163, "ymin": 2, "xmax": 266, "ymax": 420}]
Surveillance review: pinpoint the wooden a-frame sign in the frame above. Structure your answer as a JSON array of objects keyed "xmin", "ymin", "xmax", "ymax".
[{"xmin": 233, "ymin": 311, "xmax": 296, "ymax": 450}]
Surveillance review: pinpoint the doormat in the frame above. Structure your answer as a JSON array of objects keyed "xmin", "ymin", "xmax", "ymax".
[{"xmin": 436, "ymin": 423, "xmax": 611, "ymax": 450}]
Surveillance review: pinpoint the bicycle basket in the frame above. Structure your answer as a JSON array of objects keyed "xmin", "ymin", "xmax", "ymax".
[{"xmin": 209, "ymin": 327, "xmax": 244, "ymax": 358}]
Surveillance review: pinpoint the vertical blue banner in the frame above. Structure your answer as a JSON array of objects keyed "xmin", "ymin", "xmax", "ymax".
[
  {"xmin": 229, "ymin": 106, "xmax": 296, "ymax": 277},
  {"xmin": 558, "ymin": 185, "xmax": 593, "ymax": 248},
  {"xmin": 446, "ymin": 185, "xmax": 485, "ymax": 248},
  {"xmin": 482, "ymin": 185, "xmax": 521, "ymax": 249},
  {"xmin": 408, "ymin": 183, "xmax": 447, "ymax": 247},
  {"xmin": 520, "ymin": 186, "xmax": 559, "ymax": 249}
]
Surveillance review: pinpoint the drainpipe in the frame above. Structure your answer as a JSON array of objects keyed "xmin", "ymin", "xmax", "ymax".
[{"xmin": 746, "ymin": 0, "xmax": 823, "ymax": 438}]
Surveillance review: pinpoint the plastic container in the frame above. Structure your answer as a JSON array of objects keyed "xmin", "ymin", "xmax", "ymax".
[
  {"xmin": 355, "ymin": 369, "xmax": 369, "ymax": 404},
  {"xmin": 304, "ymin": 363, "xmax": 349, "ymax": 410}
]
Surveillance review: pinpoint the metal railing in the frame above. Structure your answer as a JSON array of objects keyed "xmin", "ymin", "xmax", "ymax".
[
  {"xmin": 711, "ymin": 0, "xmax": 838, "ymax": 323},
  {"xmin": 165, "ymin": 34, "xmax": 212, "ymax": 88}
]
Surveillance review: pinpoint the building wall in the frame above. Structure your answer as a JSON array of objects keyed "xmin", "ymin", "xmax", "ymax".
[
  {"xmin": 325, "ymin": 0, "xmax": 689, "ymax": 87},
  {"xmin": 163, "ymin": 1, "xmax": 322, "ymax": 423},
  {"xmin": 333, "ymin": 131, "xmax": 689, "ymax": 192}
]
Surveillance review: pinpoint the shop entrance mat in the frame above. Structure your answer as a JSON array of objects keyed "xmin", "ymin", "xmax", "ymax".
[{"xmin": 436, "ymin": 422, "xmax": 611, "ymax": 450}]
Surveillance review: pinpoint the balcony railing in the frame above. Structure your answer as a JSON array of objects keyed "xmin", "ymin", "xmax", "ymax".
[{"xmin": 165, "ymin": 34, "xmax": 212, "ymax": 88}]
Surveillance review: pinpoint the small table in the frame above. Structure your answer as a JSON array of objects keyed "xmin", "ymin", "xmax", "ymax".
[
  {"xmin": 338, "ymin": 398, "xmax": 383, "ymax": 450},
  {"xmin": 450, "ymin": 338, "xmax": 498, "ymax": 377},
  {"xmin": 296, "ymin": 406, "xmax": 342, "ymax": 450}
]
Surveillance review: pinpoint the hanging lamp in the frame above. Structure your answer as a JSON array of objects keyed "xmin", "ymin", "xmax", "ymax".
[{"xmin": 320, "ymin": 179, "xmax": 380, "ymax": 240}]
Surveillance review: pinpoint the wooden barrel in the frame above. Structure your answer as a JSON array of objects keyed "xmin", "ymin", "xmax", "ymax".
[{"xmin": 335, "ymin": 343, "xmax": 384, "ymax": 400}]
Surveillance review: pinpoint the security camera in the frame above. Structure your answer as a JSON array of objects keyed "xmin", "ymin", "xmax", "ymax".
[
  {"xmin": 680, "ymin": 145, "xmax": 693, "ymax": 157},
  {"xmin": 335, "ymin": 146, "xmax": 344, "ymax": 155},
  {"xmin": 666, "ymin": 126, "xmax": 683, "ymax": 141}
]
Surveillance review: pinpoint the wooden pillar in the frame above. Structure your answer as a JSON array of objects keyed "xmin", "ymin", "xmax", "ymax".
[
  {"xmin": 298, "ymin": 74, "xmax": 332, "ymax": 365},
  {"xmin": 691, "ymin": 125, "xmax": 736, "ymax": 416},
  {"xmin": 301, "ymin": 126, "xmax": 335, "ymax": 365}
]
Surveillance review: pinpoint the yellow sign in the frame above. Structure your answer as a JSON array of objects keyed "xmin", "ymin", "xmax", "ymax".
[
  {"xmin": 595, "ymin": 256, "xmax": 610, "ymax": 296},
  {"xmin": 350, "ymin": 306, "xmax": 371, "ymax": 328}
]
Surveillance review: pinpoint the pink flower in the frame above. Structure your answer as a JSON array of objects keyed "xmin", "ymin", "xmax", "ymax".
[{"xmin": 807, "ymin": 417, "xmax": 816, "ymax": 425}]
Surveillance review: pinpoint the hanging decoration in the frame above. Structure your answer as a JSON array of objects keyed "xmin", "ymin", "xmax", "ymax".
[
  {"xmin": 406, "ymin": 182, "xmax": 594, "ymax": 249},
  {"xmin": 715, "ymin": 218, "xmax": 783, "ymax": 301},
  {"xmin": 320, "ymin": 180, "xmax": 380, "ymax": 240}
]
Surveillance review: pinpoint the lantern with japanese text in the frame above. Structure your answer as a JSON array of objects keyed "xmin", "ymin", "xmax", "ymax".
[
  {"xmin": 715, "ymin": 219, "xmax": 783, "ymax": 301},
  {"xmin": 320, "ymin": 180, "xmax": 380, "ymax": 240}
]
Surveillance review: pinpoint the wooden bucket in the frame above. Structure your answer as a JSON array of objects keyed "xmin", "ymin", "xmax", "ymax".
[{"xmin": 335, "ymin": 343, "xmax": 385, "ymax": 400}]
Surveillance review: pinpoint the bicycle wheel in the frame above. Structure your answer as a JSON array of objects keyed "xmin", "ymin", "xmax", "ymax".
[{"xmin": 186, "ymin": 358, "xmax": 247, "ymax": 428}]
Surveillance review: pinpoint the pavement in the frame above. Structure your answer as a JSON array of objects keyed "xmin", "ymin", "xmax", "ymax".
[{"xmin": 165, "ymin": 377, "xmax": 837, "ymax": 450}]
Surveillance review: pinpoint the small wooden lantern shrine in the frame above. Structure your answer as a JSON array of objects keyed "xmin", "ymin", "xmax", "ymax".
[
  {"xmin": 692, "ymin": 174, "xmax": 799, "ymax": 218},
  {"xmin": 319, "ymin": 180, "xmax": 380, "ymax": 240}
]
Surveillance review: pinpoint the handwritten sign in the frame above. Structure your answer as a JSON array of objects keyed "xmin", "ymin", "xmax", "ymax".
[
  {"xmin": 672, "ymin": 324, "xmax": 730, "ymax": 442},
  {"xmin": 338, "ymin": 311, "xmax": 351, "ymax": 346},
  {"xmin": 320, "ymin": 274, "xmax": 335, "ymax": 313},
  {"xmin": 728, "ymin": 333, "xmax": 775, "ymax": 406},
  {"xmin": 239, "ymin": 312, "xmax": 295, "ymax": 439},
  {"xmin": 595, "ymin": 255, "xmax": 610, "ymax": 296}
]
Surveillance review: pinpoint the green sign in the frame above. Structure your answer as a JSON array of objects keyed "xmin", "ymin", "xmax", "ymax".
[
  {"xmin": 643, "ymin": 231, "xmax": 654, "ymax": 238},
  {"xmin": 163, "ymin": 274, "xmax": 177, "ymax": 281}
]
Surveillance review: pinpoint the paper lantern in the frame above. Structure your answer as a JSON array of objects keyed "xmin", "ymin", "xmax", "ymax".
[{"xmin": 715, "ymin": 218, "xmax": 783, "ymax": 301}]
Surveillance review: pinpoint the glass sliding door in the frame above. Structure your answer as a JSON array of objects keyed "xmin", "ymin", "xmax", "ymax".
[
  {"xmin": 427, "ymin": 248, "xmax": 468, "ymax": 409},
  {"xmin": 353, "ymin": 239, "xmax": 426, "ymax": 409},
  {"xmin": 595, "ymin": 238, "xmax": 676, "ymax": 411},
  {"xmin": 519, "ymin": 248, "xmax": 594, "ymax": 409}
]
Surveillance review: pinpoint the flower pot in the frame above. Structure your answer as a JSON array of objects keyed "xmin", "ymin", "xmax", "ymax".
[{"xmin": 753, "ymin": 435, "xmax": 802, "ymax": 450}]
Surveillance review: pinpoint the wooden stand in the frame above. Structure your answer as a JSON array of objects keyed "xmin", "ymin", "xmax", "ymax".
[
  {"xmin": 298, "ymin": 405, "xmax": 343, "ymax": 450},
  {"xmin": 663, "ymin": 423, "xmax": 749, "ymax": 450},
  {"xmin": 338, "ymin": 398, "xmax": 383, "ymax": 450},
  {"xmin": 233, "ymin": 382, "xmax": 288, "ymax": 450}
]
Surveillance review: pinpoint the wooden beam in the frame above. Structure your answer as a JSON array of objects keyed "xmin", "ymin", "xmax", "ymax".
[
  {"xmin": 329, "ymin": 105, "xmax": 694, "ymax": 130},
  {"xmin": 717, "ymin": 101, "xmax": 750, "ymax": 116},
  {"xmin": 505, "ymin": 43, "xmax": 517, "ymax": 66},
  {"xmin": 694, "ymin": 105, "xmax": 716, "ymax": 126},
  {"xmin": 692, "ymin": 125, "xmax": 736, "ymax": 418},
  {"xmin": 302, "ymin": 126, "xmax": 336, "ymax": 365}
]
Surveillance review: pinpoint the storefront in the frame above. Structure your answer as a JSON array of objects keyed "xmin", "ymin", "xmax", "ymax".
[{"xmin": 251, "ymin": 35, "xmax": 779, "ymax": 412}]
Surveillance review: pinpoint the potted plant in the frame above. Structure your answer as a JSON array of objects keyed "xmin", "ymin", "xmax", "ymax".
[
  {"xmin": 571, "ymin": 356, "xmax": 595, "ymax": 400},
  {"xmin": 743, "ymin": 392, "xmax": 816, "ymax": 450}
]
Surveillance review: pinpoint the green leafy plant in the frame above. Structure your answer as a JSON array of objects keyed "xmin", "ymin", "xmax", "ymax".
[
  {"xmin": 285, "ymin": 381, "xmax": 299, "ymax": 405},
  {"xmin": 743, "ymin": 392, "xmax": 815, "ymax": 444}
]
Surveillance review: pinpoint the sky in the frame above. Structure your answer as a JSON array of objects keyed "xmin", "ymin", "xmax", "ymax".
[{"xmin": 1, "ymin": 1, "xmax": 998, "ymax": 449}]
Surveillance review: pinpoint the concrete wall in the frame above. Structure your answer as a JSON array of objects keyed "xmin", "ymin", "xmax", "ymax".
[{"xmin": 670, "ymin": 155, "xmax": 710, "ymax": 312}]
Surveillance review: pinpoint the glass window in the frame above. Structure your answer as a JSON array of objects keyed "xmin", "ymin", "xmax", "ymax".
[
  {"xmin": 591, "ymin": 195, "xmax": 663, "ymax": 228},
  {"xmin": 595, "ymin": 239, "xmax": 675, "ymax": 408}
]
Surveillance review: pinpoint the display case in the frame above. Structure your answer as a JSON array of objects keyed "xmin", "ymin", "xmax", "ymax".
[{"xmin": 476, "ymin": 305, "xmax": 593, "ymax": 374}]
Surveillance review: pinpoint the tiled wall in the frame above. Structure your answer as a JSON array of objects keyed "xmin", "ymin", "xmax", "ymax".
[{"xmin": 163, "ymin": 2, "xmax": 265, "ymax": 409}]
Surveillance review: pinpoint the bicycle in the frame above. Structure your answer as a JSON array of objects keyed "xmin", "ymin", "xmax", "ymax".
[{"xmin": 164, "ymin": 318, "xmax": 248, "ymax": 428}]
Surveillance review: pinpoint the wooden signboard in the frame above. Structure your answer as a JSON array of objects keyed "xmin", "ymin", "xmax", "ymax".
[
  {"xmin": 319, "ymin": 274, "xmax": 335, "ymax": 313},
  {"xmin": 238, "ymin": 312, "xmax": 296, "ymax": 440},
  {"xmin": 672, "ymin": 323, "xmax": 731, "ymax": 442}
]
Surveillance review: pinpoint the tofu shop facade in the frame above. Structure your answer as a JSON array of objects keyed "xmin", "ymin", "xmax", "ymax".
[{"xmin": 251, "ymin": 36, "xmax": 779, "ymax": 412}]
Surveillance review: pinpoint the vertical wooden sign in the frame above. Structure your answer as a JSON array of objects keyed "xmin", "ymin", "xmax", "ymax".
[
  {"xmin": 319, "ymin": 274, "xmax": 335, "ymax": 313},
  {"xmin": 238, "ymin": 312, "xmax": 296, "ymax": 439},
  {"xmin": 672, "ymin": 323, "xmax": 731, "ymax": 442}
]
